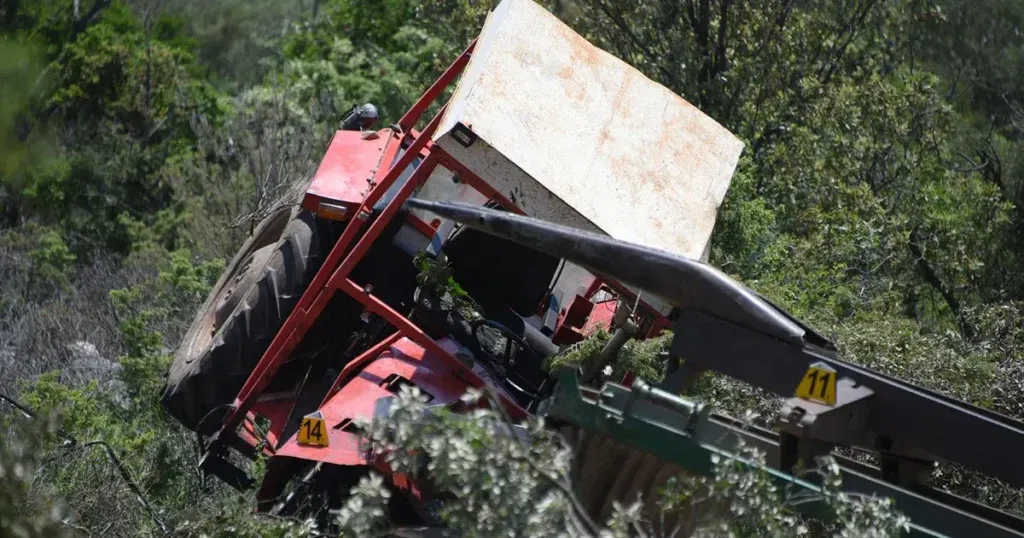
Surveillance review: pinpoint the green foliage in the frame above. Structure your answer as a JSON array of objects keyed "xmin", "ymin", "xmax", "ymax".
[
  {"xmin": 152, "ymin": 0, "xmax": 302, "ymax": 88},
  {"xmin": 330, "ymin": 0, "xmax": 415, "ymax": 45},
  {"xmin": 29, "ymin": 228, "xmax": 76, "ymax": 287},
  {"xmin": 414, "ymin": 0, "xmax": 494, "ymax": 50},
  {"xmin": 3, "ymin": 0, "xmax": 228, "ymax": 256},
  {"xmin": 834, "ymin": 314, "xmax": 997, "ymax": 405},
  {"xmin": 817, "ymin": 459, "xmax": 912, "ymax": 538},
  {"xmin": 279, "ymin": 0, "xmax": 453, "ymax": 124},
  {"xmin": 650, "ymin": 447, "xmax": 912, "ymax": 538},
  {"xmin": 9, "ymin": 245, "xmax": 234, "ymax": 535},
  {"xmin": 168, "ymin": 496, "xmax": 315, "ymax": 538},
  {"xmin": 0, "ymin": 40, "xmax": 54, "ymax": 192},
  {"xmin": 549, "ymin": 329, "xmax": 673, "ymax": 382},
  {"xmin": 917, "ymin": 0, "xmax": 1024, "ymax": 134},
  {"xmin": 566, "ymin": 0, "xmax": 1021, "ymax": 337},
  {"xmin": 156, "ymin": 249, "xmax": 226, "ymax": 322},
  {"xmin": 333, "ymin": 474, "xmax": 394, "ymax": 536},
  {"xmin": 0, "ymin": 223, "xmax": 76, "ymax": 300},
  {"xmin": 349, "ymin": 385, "xmax": 909, "ymax": 537},
  {"xmin": 364, "ymin": 387, "xmax": 588, "ymax": 535},
  {"xmin": 118, "ymin": 208, "xmax": 190, "ymax": 253},
  {"xmin": 110, "ymin": 248, "xmax": 222, "ymax": 402},
  {"xmin": 413, "ymin": 251, "xmax": 481, "ymax": 316},
  {"xmin": 0, "ymin": 417, "xmax": 72, "ymax": 538}
]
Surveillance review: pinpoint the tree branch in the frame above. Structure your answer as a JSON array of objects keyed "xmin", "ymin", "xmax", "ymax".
[
  {"xmin": 714, "ymin": 0, "xmax": 732, "ymax": 74},
  {"xmin": 71, "ymin": 0, "xmax": 112, "ymax": 38},
  {"xmin": 908, "ymin": 229, "xmax": 975, "ymax": 339},
  {"xmin": 589, "ymin": 1, "xmax": 679, "ymax": 89},
  {"xmin": 819, "ymin": 0, "xmax": 878, "ymax": 84}
]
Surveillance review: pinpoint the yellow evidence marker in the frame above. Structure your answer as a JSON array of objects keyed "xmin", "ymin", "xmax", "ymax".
[
  {"xmin": 794, "ymin": 361, "xmax": 837, "ymax": 406},
  {"xmin": 297, "ymin": 411, "xmax": 329, "ymax": 447}
]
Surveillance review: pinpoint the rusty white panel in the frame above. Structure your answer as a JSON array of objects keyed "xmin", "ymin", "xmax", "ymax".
[
  {"xmin": 434, "ymin": 0, "xmax": 743, "ymax": 262},
  {"xmin": 409, "ymin": 164, "xmax": 488, "ymax": 225},
  {"xmin": 441, "ymin": 139, "xmax": 603, "ymax": 233}
]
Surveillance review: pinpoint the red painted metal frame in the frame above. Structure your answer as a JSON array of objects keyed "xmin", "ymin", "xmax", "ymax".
[
  {"xmin": 268, "ymin": 336, "xmax": 517, "ymax": 465},
  {"xmin": 209, "ymin": 113, "xmax": 447, "ymax": 448},
  {"xmin": 583, "ymin": 279, "xmax": 605, "ymax": 300},
  {"xmin": 318, "ymin": 331, "xmax": 402, "ymax": 408},
  {"xmin": 583, "ymin": 279, "xmax": 666, "ymax": 328},
  {"xmin": 337, "ymin": 277, "xmax": 527, "ymax": 420},
  {"xmin": 398, "ymin": 39, "xmax": 476, "ymax": 132},
  {"xmin": 325, "ymin": 150, "xmax": 444, "ymax": 289},
  {"xmin": 260, "ymin": 337, "xmax": 488, "ymax": 519},
  {"xmin": 302, "ymin": 129, "xmax": 391, "ymax": 218},
  {"xmin": 206, "ymin": 31, "xmax": 669, "ymax": 476},
  {"xmin": 407, "ymin": 213, "xmax": 438, "ymax": 237},
  {"xmin": 207, "ymin": 43, "xmax": 537, "ymax": 454}
]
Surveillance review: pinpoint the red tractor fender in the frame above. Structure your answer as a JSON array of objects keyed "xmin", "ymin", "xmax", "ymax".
[
  {"xmin": 274, "ymin": 337, "xmax": 477, "ymax": 463},
  {"xmin": 255, "ymin": 337, "xmax": 504, "ymax": 513}
]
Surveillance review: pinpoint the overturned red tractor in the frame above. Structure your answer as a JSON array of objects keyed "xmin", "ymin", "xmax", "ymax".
[
  {"xmin": 162, "ymin": 2, "xmax": 1024, "ymax": 536},
  {"xmin": 162, "ymin": 0, "xmax": 741, "ymax": 526}
]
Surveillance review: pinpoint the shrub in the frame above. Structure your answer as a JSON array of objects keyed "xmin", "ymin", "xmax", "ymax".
[{"xmin": 346, "ymin": 385, "xmax": 910, "ymax": 537}]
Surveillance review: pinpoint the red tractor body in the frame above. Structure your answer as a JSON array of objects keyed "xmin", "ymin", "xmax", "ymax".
[
  {"xmin": 213, "ymin": 48, "xmax": 669, "ymax": 509},
  {"xmin": 165, "ymin": 0, "xmax": 742, "ymax": 524}
]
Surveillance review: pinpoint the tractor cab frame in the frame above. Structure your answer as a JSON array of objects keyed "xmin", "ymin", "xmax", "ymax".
[{"xmin": 194, "ymin": 34, "xmax": 692, "ymax": 519}]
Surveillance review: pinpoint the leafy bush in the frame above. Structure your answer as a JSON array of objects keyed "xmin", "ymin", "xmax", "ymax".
[
  {"xmin": 0, "ymin": 243, "xmax": 286, "ymax": 537},
  {"xmin": 343, "ymin": 385, "xmax": 910, "ymax": 537},
  {"xmin": 0, "ymin": 417, "xmax": 72, "ymax": 538},
  {"xmin": 548, "ymin": 329, "xmax": 673, "ymax": 383}
]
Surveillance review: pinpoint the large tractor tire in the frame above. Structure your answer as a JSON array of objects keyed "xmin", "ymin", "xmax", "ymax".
[{"xmin": 162, "ymin": 205, "xmax": 327, "ymax": 432}]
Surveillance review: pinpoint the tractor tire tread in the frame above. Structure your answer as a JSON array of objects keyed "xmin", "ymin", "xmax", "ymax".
[{"xmin": 162, "ymin": 207, "xmax": 325, "ymax": 432}]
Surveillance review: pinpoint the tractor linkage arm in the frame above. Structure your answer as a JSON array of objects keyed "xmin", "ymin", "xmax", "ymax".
[{"xmin": 406, "ymin": 198, "xmax": 1024, "ymax": 538}]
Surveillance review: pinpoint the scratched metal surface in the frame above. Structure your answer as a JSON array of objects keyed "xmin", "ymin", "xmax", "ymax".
[{"xmin": 433, "ymin": 0, "xmax": 743, "ymax": 262}]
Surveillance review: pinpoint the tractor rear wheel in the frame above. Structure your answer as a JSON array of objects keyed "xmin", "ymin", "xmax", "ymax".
[{"xmin": 162, "ymin": 205, "xmax": 327, "ymax": 432}]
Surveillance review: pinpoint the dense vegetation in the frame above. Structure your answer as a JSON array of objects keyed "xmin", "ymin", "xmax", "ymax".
[{"xmin": 2, "ymin": 0, "xmax": 1023, "ymax": 535}]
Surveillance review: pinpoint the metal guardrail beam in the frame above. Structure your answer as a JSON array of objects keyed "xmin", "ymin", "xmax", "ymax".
[
  {"xmin": 544, "ymin": 370, "xmax": 1024, "ymax": 538},
  {"xmin": 668, "ymin": 310, "xmax": 1024, "ymax": 488}
]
